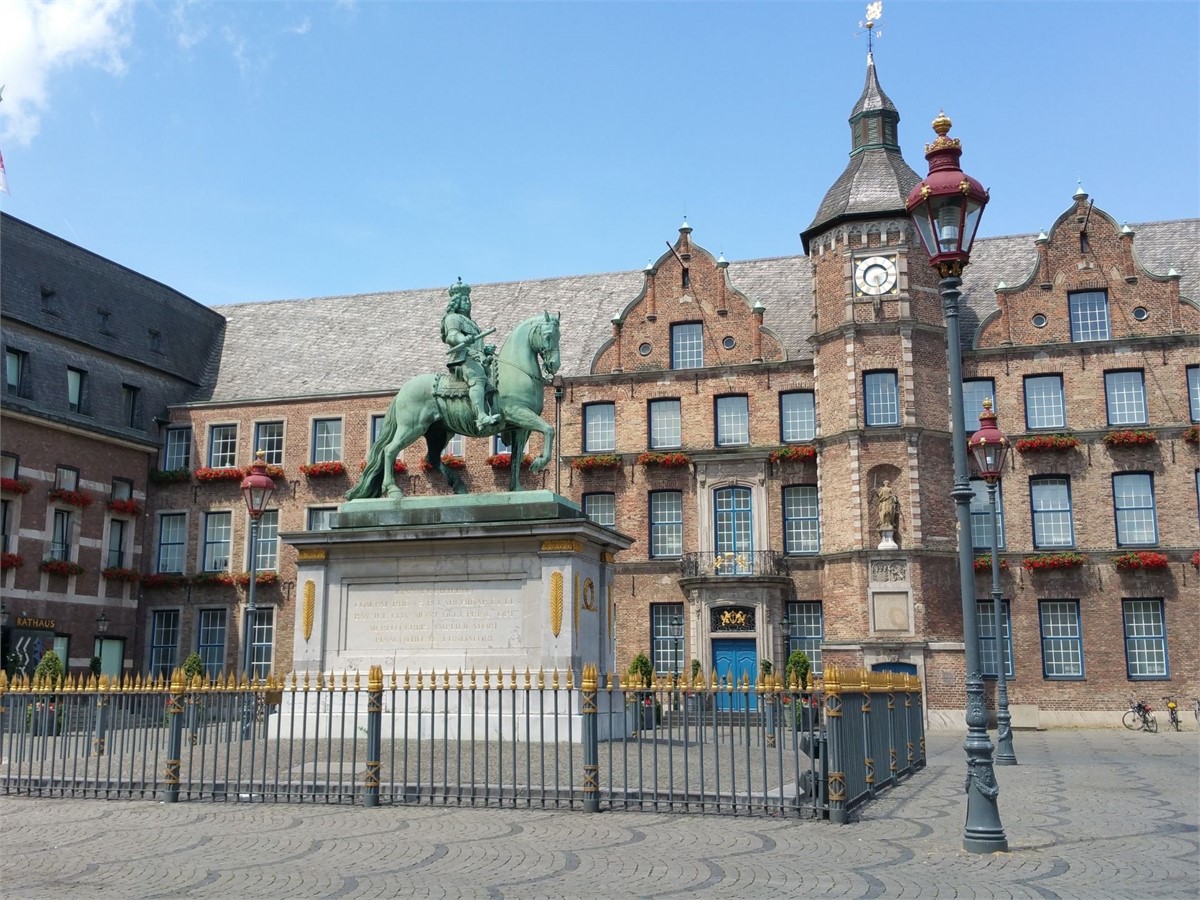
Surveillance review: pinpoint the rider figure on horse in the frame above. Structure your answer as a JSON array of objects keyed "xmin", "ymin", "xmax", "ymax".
[{"xmin": 441, "ymin": 279, "xmax": 500, "ymax": 431}]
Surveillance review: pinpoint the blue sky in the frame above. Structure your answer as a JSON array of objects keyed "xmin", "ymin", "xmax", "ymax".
[{"xmin": 1, "ymin": 1, "xmax": 1196, "ymax": 307}]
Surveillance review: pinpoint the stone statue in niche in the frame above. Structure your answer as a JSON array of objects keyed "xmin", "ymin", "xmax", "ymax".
[{"xmin": 875, "ymin": 479, "xmax": 900, "ymax": 550}]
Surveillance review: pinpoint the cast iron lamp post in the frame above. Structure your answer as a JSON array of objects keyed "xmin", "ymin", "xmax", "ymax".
[
  {"xmin": 969, "ymin": 398, "xmax": 1017, "ymax": 765},
  {"xmin": 239, "ymin": 450, "xmax": 275, "ymax": 738},
  {"xmin": 670, "ymin": 615, "xmax": 684, "ymax": 679},
  {"xmin": 906, "ymin": 111, "xmax": 1008, "ymax": 853}
]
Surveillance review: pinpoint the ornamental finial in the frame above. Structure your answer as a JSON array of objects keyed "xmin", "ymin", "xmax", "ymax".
[
  {"xmin": 932, "ymin": 110, "xmax": 952, "ymax": 136},
  {"xmin": 858, "ymin": 2, "xmax": 884, "ymax": 55}
]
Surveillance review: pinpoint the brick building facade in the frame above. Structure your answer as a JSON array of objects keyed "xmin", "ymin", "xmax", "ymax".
[{"xmin": 3, "ymin": 55, "xmax": 1197, "ymax": 725}]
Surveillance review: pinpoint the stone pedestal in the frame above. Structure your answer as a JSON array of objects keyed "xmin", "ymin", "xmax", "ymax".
[
  {"xmin": 281, "ymin": 491, "xmax": 633, "ymax": 740},
  {"xmin": 877, "ymin": 528, "xmax": 898, "ymax": 550}
]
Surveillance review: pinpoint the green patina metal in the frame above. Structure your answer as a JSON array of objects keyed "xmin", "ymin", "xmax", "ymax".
[{"xmin": 346, "ymin": 281, "xmax": 561, "ymax": 500}]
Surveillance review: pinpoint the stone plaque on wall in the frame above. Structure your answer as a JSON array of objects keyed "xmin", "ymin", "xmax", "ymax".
[
  {"xmin": 344, "ymin": 581, "xmax": 524, "ymax": 653},
  {"xmin": 869, "ymin": 559, "xmax": 909, "ymax": 586},
  {"xmin": 871, "ymin": 591, "xmax": 911, "ymax": 632}
]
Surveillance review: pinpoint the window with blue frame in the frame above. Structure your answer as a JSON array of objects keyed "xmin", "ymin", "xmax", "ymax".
[
  {"xmin": 649, "ymin": 491, "xmax": 683, "ymax": 558},
  {"xmin": 583, "ymin": 493, "xmax": 616, "ymax": 528},
  {"xmin": 1104, "ymin": 370, "xmax": 1147, "ymax": 426},
  {"xmin": 648, "ymin": 399, "xmax": 682, "ymax": 449},
  {"xmin": 1068, "ymin": 290, "xmax": 1110, "ymax": 342},
  {"xmin": 1187, "ymin": 365, "xmax": 1200, "ymax": 422},
  {"xmin": 1023, "ymin": 375, "xmax": 1066, "ymax": 430},
  {"xmin": 1113, "ymin": 473, "xmax": 1157, "ymax": 546},
  {"xmin": 962, "ymin": 379, "xmax": 996, "ymax": 430},
  {"xmin": 780, "ymin": 391, "xmax": 816, "ymax": 443},
  {"xmin": 864, "ymin": 371, "xmax": 899, "ymax": 426},
  {"xmin": 670, "ymin": 323, "xmax": 704, "ymax": 370},
  {"xmin": 1030, "ymin": 477, "xmax": 1074, "ymax": 548},
  {"xmin": 969, "ymin": 478, "xmax": 1005, "ymax": 550},
  {"xmin": 783, "ymin": 485, "xmax": 820, "ymax": 554},
  {"xmin": 715, "ymin": 396, "xmax": 750, "ymax": 446},
  {"xmin": 976, "ymin": 600, "xmax": 1014, "ymax": 678},
  {"xmin": 651, "ymin": 603, "xmax": 685, "ymax": 675},
  {"xmin": 1122, "ymin": 599, "xmax": 1167, "ymax": 679},
  {"xmin": 1039, "ymin": 600, "xmax": 1083, "ymax": 679},
  {"xmin": 785, "ymin": 601, "xmax": 824, "ymax": 677},
  {"xmin": 583, "ymin": 403, "xmax": 616, "ymax": 452}
]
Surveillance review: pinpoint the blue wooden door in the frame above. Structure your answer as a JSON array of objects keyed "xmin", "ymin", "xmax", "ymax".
[{"xmin": 712, "ymin": 639, "xmax": 757, "ymax": 711}]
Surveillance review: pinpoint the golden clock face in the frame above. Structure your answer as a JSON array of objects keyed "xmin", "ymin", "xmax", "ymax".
[{"xmin": 855, "ymin": 255, "xmax": 898, "ymax": 296}]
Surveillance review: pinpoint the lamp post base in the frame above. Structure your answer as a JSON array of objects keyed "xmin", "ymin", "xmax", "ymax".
[
  {"xmin": 962, "ymin": 672, "xmax": 1008, "ymax": 853},
  {"xmin": 995, "ymin": 708, "xmax": 1018, "ymax": 765}
]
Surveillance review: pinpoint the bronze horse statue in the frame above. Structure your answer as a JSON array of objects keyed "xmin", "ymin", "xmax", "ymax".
[{"xmin": 346, "ymin": 312, "xmax": 560, "ymax": 499}]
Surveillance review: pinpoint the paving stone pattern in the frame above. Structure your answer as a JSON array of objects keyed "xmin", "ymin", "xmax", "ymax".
[{"xmin": 0, "ymin": 730, "xmax": 1196, "ymax": 899}]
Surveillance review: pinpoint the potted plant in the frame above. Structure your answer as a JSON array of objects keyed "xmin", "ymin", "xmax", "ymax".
[
  {"xmin": 760, "ymin": 659, "xmax": 778, "ymax": 742},
  {"xmin": 106, "ymin": 498, "xmax": 143, "ymax": 516},
  {"xmin": 47, "ymin": 487, "xmax": 93, "ymax": 508},
  {"xmin": 973, "ymin": 555, "xmax": 1010, "ymax": 572},
  {"xmin": 29, "ymin": 649, "xmax": 65, "ymax": 735},
  {"xmin": 181, "ymin": 651, "xmax": 206, "ymax": 739},
  {"xmin": 626, "ymin": 652, "xmax": 656, "ymax": 732},
  {"xmin": 40, "ymin": 559, "xmax": 85, "ymax": 577},
  {"xmin": 784, "ymin": 650, "xmax": 814, "ymax": 731}
]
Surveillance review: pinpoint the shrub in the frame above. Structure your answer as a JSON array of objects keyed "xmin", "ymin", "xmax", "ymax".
[
  {"xmin": 182, "ymin": 652, "xmax": 205, "ymax": 682},
  {"xmin": 627, "ymin": 652, "xmax": 653, "ymax": 689},
  {"xmin": 89, "ymin": 656, "xmax": 102, "ymax": 677},
  {"xmin": 785, "ymin": 650, "xmax": 811, "ymax": 690},
  {"xmin": 34, "ymin": 649, "xmax": 65, "ymax": 685}
]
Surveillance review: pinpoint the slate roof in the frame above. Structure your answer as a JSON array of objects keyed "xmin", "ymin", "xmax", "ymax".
[
  {"xmin": 850, "ymin": 54, "xmax": 898, "ymax": 115},
  {"xmin": 204, "ymin": 220, "xmax": 1199, "ymax": 405},
  {"xmin": 801, "ymin": 150, "xmax": 921, "ymax": 248}
]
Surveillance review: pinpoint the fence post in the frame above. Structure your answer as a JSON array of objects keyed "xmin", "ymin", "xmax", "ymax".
[
  {"xmin": 860, "ymin": 671, "xmax": 876, "ymax": 801},
  {"xmin": 823, "ymin": 666, "xmax": 846, "ymax": 824},
  {"xmin": 364, "ymin": 664, "xmax": 383, "ymax": 808},
  {"xmin": 92, "ymin": 675, "xmax": 108, "ymax": 757},
  {"xmin": 164, "ymin": 667, "xmax": 185, "ymax": 804},
  {"xmin": 582, "ymin": 663, "xmax": 599, "ymax": 813}
]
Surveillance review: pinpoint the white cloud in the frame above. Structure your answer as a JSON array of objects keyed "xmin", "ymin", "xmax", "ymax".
[
  {"xmin": 0, "ymin": 0, "xmax": 134, "ymax": 146},
  {"xmin": 288, "ymin": 16, "xmax": 311, "ymax": 37},
  {"xmin": 170, "ymin": 1, "xmax": 208, "ymax": 51}
]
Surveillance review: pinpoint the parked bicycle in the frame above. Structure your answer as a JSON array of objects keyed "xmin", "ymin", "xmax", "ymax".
[
  {"xmin": 1122, "ymin": 696, "xmax": 1157, "ymax": 733},
  {"xmin": 1160, "ymin": 697, "xmax": 1181, "ymax": 732}
]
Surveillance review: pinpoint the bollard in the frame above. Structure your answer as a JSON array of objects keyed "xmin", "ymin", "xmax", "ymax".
[
  {"xmin": 164, "ymin": 667, "xmax": 185, "ymax": 803},
  {"xmin": 581, "ymin": 663, "xmax": 599, "ymax": 813},
  {"xmin": 364, "ymin": 665, "xmax": 383, "ymax": 808}
]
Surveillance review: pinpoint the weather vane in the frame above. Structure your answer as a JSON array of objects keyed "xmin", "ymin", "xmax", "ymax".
[{"xmin": 858, "ymin": 2, "xmax": 883, "ymax": 55}]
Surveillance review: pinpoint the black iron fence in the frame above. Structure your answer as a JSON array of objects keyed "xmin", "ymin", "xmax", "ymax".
[{"xmin": 0, "ymin": 665, "xmax": 923, "ymax": 820}]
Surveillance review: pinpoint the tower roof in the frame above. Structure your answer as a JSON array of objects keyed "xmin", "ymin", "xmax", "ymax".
[{"xmin": 801, "ymin": 54, "xmax": 920, "ymax": 251}]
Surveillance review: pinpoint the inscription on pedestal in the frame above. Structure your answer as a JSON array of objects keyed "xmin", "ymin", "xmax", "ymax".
[{"xmin": 345, "ymin": 582, "xmax": 523, "ymax": 652}]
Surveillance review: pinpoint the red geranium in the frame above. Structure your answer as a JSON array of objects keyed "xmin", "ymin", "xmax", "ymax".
[
  {"xmin": 1111, "ymin": 551, "xmax": 1170, "ymax": 571},
  {"xmin": 420, "ymin": 455, "xmax": 466, "ymax": 472},
  {"xmin": 487, "ymin": 453, "xmax": 533, "ymax": 469},
  {"xmin": 0, "ymin": 477, "xmax": 31, "ymax": 495},
  {"xmin": 40, "ymin": 559, "xmax": 85, "ymax": 577},
  {"xmin": 1, "ymin": 553, "xmax": 23, "ymax": 570},
  {"xmin": 300, "ymin": 461, "xmax": 347, "ymax": 477},
  {"xmin": 101, "ymin": 567, "xmax": 141, "ymax": 583},
  {"xmin": 48, "ymin": 488, "xmax": 93, "ymax": 508},
  {"xmin": 194, "ymin": 466, "xmax": 244, "ymax": 483},
  {"xmin": 1014, "ymin": 434, "xmax": 1080, "ymax": 453},
  {"xmin": 572, "ymin": 454, "xmax": 623, "ymax": 471},
  {"xmin": 769, "ymin": 445, "xmax": 816, "ymax": 463},
  {"xmin": 1103, "ymin": 430, "xmax": 1157, "ymax": 448},
  {"xmin": 637, "ymin": 452, "xmax": 691, "ymax": 468},
  {"xmin": 1022, "ymin": 552, "xmax": 1087, "ymax": 572},
  {"xmin": 107, "ymin": 498, "xmax": 143, "ymax": 516}
]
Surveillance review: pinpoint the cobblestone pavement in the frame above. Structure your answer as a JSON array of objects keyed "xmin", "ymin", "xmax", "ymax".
[{"xmin": 0, "ymin": 730, "xmax": 1196, "ymax": 899}]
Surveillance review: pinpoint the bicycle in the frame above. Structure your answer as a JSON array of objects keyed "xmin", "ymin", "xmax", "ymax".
[
  {"xmin": 1160, "ymin": 697, "xmax": 1181, "ymax": 732},
  {"xmin": 1122, "ymin": 696, "xmax": 1157, "ymax": 733}
]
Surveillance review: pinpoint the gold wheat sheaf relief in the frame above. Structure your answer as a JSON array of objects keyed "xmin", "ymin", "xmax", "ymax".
[
  {"xmin": 302, "ymin": 580, "xmax": 315, "ymax": 641},
  {"xmin": 550, "ymin": 571, "xmax": 563, "ymax": 637}
]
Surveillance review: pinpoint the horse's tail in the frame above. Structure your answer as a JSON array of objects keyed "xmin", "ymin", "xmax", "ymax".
[{"xmin": 345, "ymin": 403, "xmax": 397, "ymax": 500}]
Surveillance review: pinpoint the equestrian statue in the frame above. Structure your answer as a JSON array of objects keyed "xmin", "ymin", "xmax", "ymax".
[{"xmin": 346, "ymin": 279, "xmax": 561, "ymax": 499}]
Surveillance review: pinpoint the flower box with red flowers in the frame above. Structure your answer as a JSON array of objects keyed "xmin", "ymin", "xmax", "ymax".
[
  {"xmin": 102, "ymin": 566, "xmax": 141, "ymax": 584},
  {"xmin": 1, "ymin": 553, "xmax": 23, "ymax": 571},
  {"xmin": 149, "ymin": 468, "xmax": 191, "ymax": 485},
  {"xmin": 1111, "ymin": 550, "xmax": 1170, "ymax": 571},
  {"xmin": 420, "ymin": 455, "xmax": 466, "ymax": 472},
  {"xmin": 1, "ymin": 477, "xmax": 31, "ymax": 495},
  {"xmin": 571, "ymin": 454, "xmax": 623, "ymax": 471},
  {"xmin": 244, "ymin": 463, "xmax": 286, "ymax": 480},
  {"xmin": 1014, "ymin": 433, "xmax": 1080, "ymax": 453},
  {"xmin": 636, "ymin": 451, "xmax": 691, "ymax": 469},
  {"xmin": 142, "ymin": 573, "xmax": 189, "ymax": 589},
  {"xmin": 1103, "ymin": 429, "xmax": 1157, "ymax": 448},
  {"xmin": 359, "ymin": 459, "xmax": 408, "ymax": 474},
  {"xmin": 40, "ymin": 559, "xmax": 85, "ymax": 577},
  {"xmin": 1021, "ymin": 552, "xmax": 1087, "ymax": 572},
  {"xmin": 191, "ymin": 571, "xmax": 236, "ymax": 587},
  {"xmin": 300, "ymin": 461, "xmax": 347, "ymax": 478},
  {"xmin": 234, "ymin": 570, "xmax": 280, "ymax": 587},
  {"xmin": 194, "ymin": 466, "xmax": 245, "ymax": 483},
  {"xmin": 106, "ymin": 498, "xmax": 143, "ymax": 516},
  {"xmin": 973, "ymin": 555, "xmax": 1010, "ymax": 572},
  {"xmin": 1193, "ymin": 550, "xmax": 1200, "ymax": 570},
  {"xmin": 487, "ymin": 453, "xmax": 533, "ymax": 469},
  {"xmin": 769, "ymin": 445, "xmax": 817, "ymax": 463},
  {"xmin": 48, "ymin": 488, "xmax": 93, "ymax": 508},
  {"xmin": 1184, "ymin": 425, "xmax": 1200, "ymax": 446}
]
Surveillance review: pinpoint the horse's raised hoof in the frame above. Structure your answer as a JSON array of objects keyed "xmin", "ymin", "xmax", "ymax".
[{"xmin": 529, "ymin": 458, "xmax": 548, "ymax": 473}]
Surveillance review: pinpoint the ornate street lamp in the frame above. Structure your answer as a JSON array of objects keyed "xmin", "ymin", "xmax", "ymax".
[
  {"xmin": 96, "ymin": 611, "xmax": 109, "ymax": 635},
  {"xmin": 969, "ymin": 398, "xmax": 1017, "ymax": 766},
  {"xmin": 239, "ymin": 450, "xmax": 275, "ymax": 738},
  {"xmin": 670, "ymin": 615, "xmax": 684, "ymax": 678},
  {"xmin": 906, "ymin": 112, "xmax": 1007, "ymax": 853}
]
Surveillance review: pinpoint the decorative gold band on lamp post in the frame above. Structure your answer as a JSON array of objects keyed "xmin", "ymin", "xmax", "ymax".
[{"xmin": 906, "ymin": 113, "xmax": 1008, "ymax": 853}]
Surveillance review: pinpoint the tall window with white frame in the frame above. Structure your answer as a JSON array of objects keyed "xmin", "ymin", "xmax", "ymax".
[
  {"xmin": 250, "ymin": 607, "xmax": 275, "ymax": 680},
  {"xmin": 253, "ymin": 509, "xmax": 280, "ymax": 572},
  {"xmin": 648, "ymin": 398, "xmax": 682, "ymax": 449},
  {"xmin": 1112, "ymin": 473, "xmax": 1157, "ymax": 546},
  {"xmin": 254, "ymin": 421, "xmax": 284, "ymax": 464},
  {"xmin": 649, "ymin": 491, "xmax": 683, "ymax": 558},
  {"xmin": 1039, "ymin": 600, "xmax": 1083, "ymax": 679},
  {"xmin": 782, "ymin": 485, "xmax": 820, "ymax": 554},
  {"xmin": 148, "ymin": 610, "xmax": 180, "ymax": 678},
  {"xmin": 50, "ymin": 509, "xmax": 72, "ymax": 561},
  {"xmin": 863, "ymin": 371, "xmax": 899, "ymax": 426},
  {"xmin": 1030, "ymin": 477, "xmax": 1074, "ymax": 548},
  {"xmin": 196, "ymin": 609, "xmax": 227, "ymax": 679},
  {"xmin": 713, "ymin": 486, "xmax": 753, "ymax": 573},
  {"xmin": 785, "ymin": 601, "xmax": 823, "ymax": 677},
  {"xmin": 121, "ymin": 384, "xmax": 140, "ymax": 428},
  {"xmin": 962, "ymin": 379, "xmax": 996, "ymax": 431},
  {"xmin": 67, "ymin": 367, "xmax": 87, "ymax": 414},
  {"xmin": 1104, "ymin": 370, "xmax": 1148, "ymax": 426},
  {"xmin": 1122, "ymin": 599, "xmax": 1168, "ymax": 679},
  {"xmin": 715, "ymin": 396, "xmax": 750, "ymax": 446},
  {"xmin": 202, "ymin": 512, "xmax": 232, "ymax": 571},
  {"xmin": 969, "ymin": 479, "xmax": 1005, "ymax": 551},
  {"xmin": 670, "ymin": 323, "xmax": 704, "ymax": 370},
  {"xmin": 780, "ymin": 391, "xmax": 815, "ymax": 443},
  {"xmin": 1068, "ymin": 290, "xmax": 1111, "ymax": 342},
  {"xmin": 1023, "ymin": 375, "xmax": 1066, "ymax": 430},
  {"xmin": 650, "ymin": 603, "xmax": 685, "ymax": 675},
  {"xmin": 106, "ymin": 519, "xmax": 128, "ymax": 569},
  {"xmin": 312, "ymin": 418, "xmax": 343, "ymax": 463},
  {"xmin": 1188, "ymin": 366, "xmax": 1200, "ymax": 422},
  {"xmin": 583, "ymin": 493, "xmax": 616, "ymax": 528},
  {"xmin": 307, "ymin": 507, "xmax": 337, "ymax": 531},
  {"xmin": 157, "ymin": 513, "xmax": 186, "ymax": 573},
  {"xmin": 208, "ymin": 424, "xmax": 238, "ymax": 468},
  {"xmin": 976, "ymin": 600, "xmax": 1013, "ymax": 678},
  {"xmin": 5, "ymin": 348, "xmax": 28, "ymax": 396},
  {"xmin": 583, "ymin": 403, "xmax": 616, "ymax": 453},
  {"xmin": 163, "ymin": 427, "xmax": 192, "ymax": 471}
]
